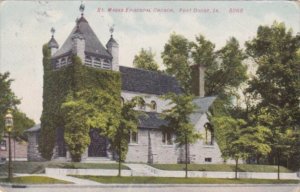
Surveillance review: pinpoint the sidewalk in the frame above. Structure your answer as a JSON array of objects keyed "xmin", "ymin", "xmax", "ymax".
[{"xmin": 14, "ymin": 174, "xmax": 101, "ymax": 185}]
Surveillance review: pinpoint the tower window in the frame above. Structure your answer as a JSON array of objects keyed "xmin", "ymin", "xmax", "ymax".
[
  {"xmin": 94, "ymin": 58, "xmax": 101, "ymax": 68},
  {"xmin": 150, "ymin": 101, "xmax": 157, "ymax": 111},
  {"xmin": 205, "ymin": 157, "xmax": 212, "ymax": 162}
]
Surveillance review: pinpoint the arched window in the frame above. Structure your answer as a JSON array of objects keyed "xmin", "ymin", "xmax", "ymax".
[
  {"xmin": 150, "ymin": 101, "xmax": 157, "ymax": 111},
  {"xmin": 121, "ymin": 97, "xmax": 125, "ymax": 107},
  {"xmin": 204, "ymin": 123, "xmax": 214, "ymax": 145},
  {"xmin": 138, "ymin": 99, "xmax": 146, "ymax": 110}
]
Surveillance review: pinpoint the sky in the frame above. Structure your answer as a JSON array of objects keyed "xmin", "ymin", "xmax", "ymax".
[{"xmin": 0, "ymin": 1, "xmax": 299, "ymax": 123}]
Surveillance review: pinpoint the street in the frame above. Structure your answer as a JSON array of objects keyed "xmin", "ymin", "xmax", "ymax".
[{"xmin": 1, "ymin": 184, "xmax": 300, "ymax": 192}]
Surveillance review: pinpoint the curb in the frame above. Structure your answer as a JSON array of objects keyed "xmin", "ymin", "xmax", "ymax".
[{"xmin": 1, "ymin": 183, "xmax": 299, "ymax": 188}]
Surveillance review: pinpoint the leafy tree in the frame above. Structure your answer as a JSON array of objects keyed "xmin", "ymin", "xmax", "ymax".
[
  {"xmin": 212, "ymin": 116, "xmax": 271, "ymax": 179},
  {"xmin": 111, "ymin": 97, "xmax": 142, "ymax": 176},
  {"xmin": 62, "ymin": 89, "xmax": 121, "ymax": 162},
  {"xmin": 161, "ymin": 93, "xmax": 201, "ymax": 178},
  {"xmin": 0, "ymin": 72, "xmax": 20, "ymax": 136},
  {"xmin": 0, "ymin": 72, "xmax": 34, "ymax": 140},
  {"xmin": 133, "ymin": 48, "xmax": 159, "ymax": 71},
  {"xmin": 162, "ymin": 33, "xmax": 191, "ymax": 93},
  {"xmin": 12, "ymin": 110, "xmax": 35, "ymax": 140},
  {"xmin": 245, "ymin": 21, "xmax": 300, "ymax": 170}
]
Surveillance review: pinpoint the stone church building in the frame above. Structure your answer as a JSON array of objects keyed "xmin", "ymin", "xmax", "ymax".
[{"xmin": 28, "ymin": 5, "xmax": 223, "ymax": 164}]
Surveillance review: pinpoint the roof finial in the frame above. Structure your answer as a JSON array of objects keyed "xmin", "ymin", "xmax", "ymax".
[
  {"xmin": 109, "ymin": 24, "xmax": 115, "ymax": 37},
  {"xmin": 51, "ymin": 27, "xmax": 55, "ymax": 38},
  {"xmin": 79, "ymin": 1, "xmax": 85, "ymax": 17}
]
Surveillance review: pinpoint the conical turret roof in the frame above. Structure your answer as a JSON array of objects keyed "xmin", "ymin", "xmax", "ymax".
[
  {"xmin": 52, "ymin": 16, "xmax": 112, "ymax": 59},
  {"xmin": 48, "ymin": 36, "xmax": 59, "ymax": 48}
]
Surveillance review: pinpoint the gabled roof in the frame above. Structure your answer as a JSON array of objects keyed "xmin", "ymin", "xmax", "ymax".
[
  {"xmin": 52, "ymin": 16, "xmax": 112, "ymax": 59},
  {"xmin": 120, "ymin": 66, "xmax": 182, "ymax": 95},
  {"xmin": 189, "ymin": 96, "xmax": 217, "ymax": 124},
  {"xmin": 138, "ymin": 112, "xmax": 168, "ymax": 129},
  {"xmin": 26, "ymin": 124, "xmax": 41, "ymax": 132}
]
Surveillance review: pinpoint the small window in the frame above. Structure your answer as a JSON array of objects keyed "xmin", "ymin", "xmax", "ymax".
[
  {"xmin": 204, "ymin": 123, "xmax": 214, "ymax": 145},
  {"xmin": 138, "ymin": 99, "xmax": 146, "ymax": 111},
  {"xmin": 162, "ymin": 132, "xmax": 172, "ymax": 145},
  {"xmin": 121, "ymin": 97, "xmax": 125, "ymax": 107},
  {"xmin": 0, "ymin": 140, "xmax": 7, "ymax": 151},
  {"xmin": 150, "ymin": 101, "xmax": 157, "ymax": 111},
  {"xmin": 130, "ymin": 131, "xmax": 138, "ymax": 143},
  {"xmin": 205, "ymin": 157, "xmax": 212, "ymax": 162}
]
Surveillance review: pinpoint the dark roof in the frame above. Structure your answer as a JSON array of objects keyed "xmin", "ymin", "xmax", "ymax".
[
  {"xmin": 53, "ymin": 16, "xmax": 112, "ymax": 59},
  {"xmin": 120, "ymin": 66, "xmax": 182, "ymax": 95},
  {"xmin": 26, "ymin": 124, "xmax": 41, "ymax": 132},
  {"xmin": 138, "ymin": 112, "xmax": 168, "ymax": 129},
  {"xmin": 48, "ymin": 36, "xmax": 59, "ymax": 48},
  {"xmin": 106, "ymin": 36, "xmax": 118, "ymax": 46}
]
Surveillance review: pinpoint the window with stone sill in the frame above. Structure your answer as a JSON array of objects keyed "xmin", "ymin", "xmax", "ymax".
[
  {"xmin": 162, "ymin": 132, "xmax": 172, "ymax": 145},
  {"xmin": 129, "ymin": 131, "xmax": 138, "ymax": 144},
  {"xmin": 204, "ymin": 123, "xmax": 214, "ymax": 145}
]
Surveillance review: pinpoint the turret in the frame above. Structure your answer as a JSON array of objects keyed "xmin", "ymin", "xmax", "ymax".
[
  {"xmin": 48, "ymin": 27, "xmax": 59, "ymax": 56},
  {"xmin": 106, "ymin": 26, "xmax": 119, "ymax": 71}
]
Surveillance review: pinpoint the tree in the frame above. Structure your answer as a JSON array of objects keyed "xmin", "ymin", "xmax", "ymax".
[
  {"xmin": 212, "ymin": 116, "xmax": 271, "ymax": 179},
  {"xmin": 62, "ymin": 89, "xmax": 121, "ymax": 162},
  {"xmin": 162, "ymin": 33, "xmax": 191, "ymax": 93},
  {"xmin": 12, "ymin": 110, "xmax": 35, "ymax": 140},
  {"xmin": 161, "ymin": 93, "xmax": 201, "ymax": 178},
  {"xmin": 245, "ymin": 21, "xmax": 300, "ymax": 170},
  {"xmin": 0, "ymin": 72, "xmax": 20, "ymax": 135},
  {"xmin": 133, "ymin": 48, "xmax": 159, "ymax": 71},
  {"xmin": 111, "ymin": 97, "xmax": 142, "ymax": 176},
  {"xmin": 0, "ymin": 72, "xmax": 34, "ymax": 140}
]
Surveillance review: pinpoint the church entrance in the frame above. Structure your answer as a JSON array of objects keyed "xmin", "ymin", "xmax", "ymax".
[{"xmin": 88, "ymin": 129, "xmax": 107, "ymax": 157}]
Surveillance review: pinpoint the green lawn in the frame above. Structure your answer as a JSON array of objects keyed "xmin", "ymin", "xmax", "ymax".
[
  {"xmin": 0, "ymin": 161, "xmax": 129, "ymax": 176},
  {"xmin": 0, "ymin": 176, "xmax": 72, "ymax": 184},
  {"xmin": 71, "ymin": 175, "xmax": 300, "ymax": 184},
  {"xmin": 151, "ymin": 164, "xmax": 292, "ymax": 173}
]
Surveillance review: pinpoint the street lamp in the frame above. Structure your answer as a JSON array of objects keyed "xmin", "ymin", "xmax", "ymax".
[{"xmin": 5, "ymin": 110, "xmax": 13, "ymax": 182}]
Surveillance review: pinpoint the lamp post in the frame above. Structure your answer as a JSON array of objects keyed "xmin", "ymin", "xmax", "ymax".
[{"xmin": 5, "ymin": 110, "xmax": 13, "ymax": 182}]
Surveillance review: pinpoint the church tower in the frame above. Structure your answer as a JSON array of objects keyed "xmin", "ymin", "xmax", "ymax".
[{"xmin": 49, "ymin": 3, "xmax": 116, "ymax": 70}]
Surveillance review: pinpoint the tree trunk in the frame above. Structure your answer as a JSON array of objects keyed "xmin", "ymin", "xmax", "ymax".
[
  {"xmin": 118, "ymin": 139, "xmax": 121, "ymax": 177},
  {"xmin": 277, "ymin": 149, "xmax": 280, "ymax": 180},
  {"xmin": 185, "ymin": 135, "xmax": 188, "ymax": 178},
  {"xmin": 235, "ymin": 158, "xmax": 238, "ymax": 179}
]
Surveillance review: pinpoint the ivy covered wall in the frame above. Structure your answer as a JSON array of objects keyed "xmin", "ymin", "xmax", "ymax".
[{"xmin": 39, "ymin": 44, "xmax": 121, "ymax": 160}]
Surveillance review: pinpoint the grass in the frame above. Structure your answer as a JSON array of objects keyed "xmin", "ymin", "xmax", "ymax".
[
  {"xmin": 71, "ymin": 175, "xmax": 300, "ymax": 184},
  {"xmin": 151, "ymin": 164, "xmax": 293, "ymax": 173},
  {"xmin": 0, "ymin": 176, "xmax": 72, "ymax": 184},
  {"xmin": 0, "ymin": 161, "xmax": 129, "ymax": 176}
]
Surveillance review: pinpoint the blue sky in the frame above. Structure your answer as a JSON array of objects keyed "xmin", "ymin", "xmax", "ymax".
[{"xmin": 0, "ymin": 1, "xmax": 299, "ymax": 123}]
